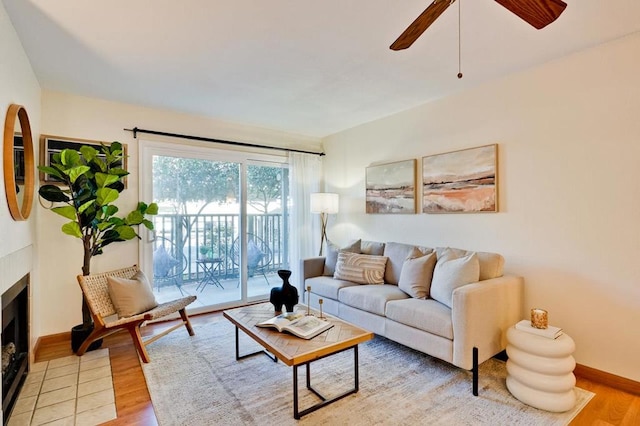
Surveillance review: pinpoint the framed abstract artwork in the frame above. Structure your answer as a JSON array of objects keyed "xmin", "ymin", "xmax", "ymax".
[
  {"xmin": 366, "ymin": 159, "xmax": 416, "ymax": 214},
  {"xmin": 422, "ymin": 144, "xmax": 498, "ymax": 213}
]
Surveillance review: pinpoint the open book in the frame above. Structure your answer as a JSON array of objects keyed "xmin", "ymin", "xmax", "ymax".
[{"xmin": 257, "ymin": 312, "xmax": 333, "ymax": 339}]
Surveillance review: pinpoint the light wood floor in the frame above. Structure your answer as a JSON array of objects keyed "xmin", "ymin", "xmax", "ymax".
[{"xmin": 34, "ymin": 312, "xmax": 640, "ymax": 426}]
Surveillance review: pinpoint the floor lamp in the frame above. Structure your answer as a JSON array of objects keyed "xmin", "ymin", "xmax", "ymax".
[{"xmin": 310, "ymin": 193, "xmax": 339, "ymax": 256}]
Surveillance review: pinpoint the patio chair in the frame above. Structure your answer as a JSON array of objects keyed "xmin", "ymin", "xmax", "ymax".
[
  {"xmin": 76, "ymin": 264, "xmax": 196, "ymax": 363},
  {"xmin": 230, "ymin": 233, "xmax": 273, "ymax": 285}
]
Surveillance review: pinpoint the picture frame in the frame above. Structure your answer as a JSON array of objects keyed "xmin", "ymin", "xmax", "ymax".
[
  {"xmin": 366, "ymin": 159, "xmax": 416, "ymax": 214},
  {"xmin": 39, "ymin": 135, "xmax": 128, "ymax": 186},
  {"xmin": 422, "ymin": 144, "xmax": 498, "ymax": 213}
]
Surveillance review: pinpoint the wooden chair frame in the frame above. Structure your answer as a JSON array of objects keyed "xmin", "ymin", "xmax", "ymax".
[{"xmin": 76, "ymin": 265, "xmax": 197, "ymax": 363}]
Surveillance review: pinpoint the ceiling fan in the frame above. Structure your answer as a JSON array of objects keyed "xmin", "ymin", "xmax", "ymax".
[{"xmin": 390, "ymin": 0, "xmax": 568, "ymax": 51}]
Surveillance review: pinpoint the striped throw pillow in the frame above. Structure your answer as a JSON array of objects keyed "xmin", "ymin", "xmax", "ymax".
[{"xmin": 334, "ymin": 252, "xmax": 388, "ymax": 284}]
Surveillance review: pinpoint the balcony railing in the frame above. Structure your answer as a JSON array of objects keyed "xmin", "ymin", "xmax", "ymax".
[{"xmin": 152, "ymin": 213, "xmax": 287, "ymax": 286}]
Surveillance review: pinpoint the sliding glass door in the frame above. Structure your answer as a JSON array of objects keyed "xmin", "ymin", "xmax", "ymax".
[{"xmin": 139, "ymin": 140, "xmax": 289, "ymax": 313}]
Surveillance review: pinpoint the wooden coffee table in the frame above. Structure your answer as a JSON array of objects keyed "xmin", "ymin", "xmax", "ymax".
[{"xmin": 223, "ymin": 302, "xmax": 374, "ymax": 419}]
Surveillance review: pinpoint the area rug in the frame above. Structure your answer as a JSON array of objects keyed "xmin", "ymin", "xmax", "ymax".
[{"xmin": 141, "ymin": 319, "xmax": 593, "ymax": 425}]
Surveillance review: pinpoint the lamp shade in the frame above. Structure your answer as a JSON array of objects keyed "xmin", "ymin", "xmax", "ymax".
[{"xmin": 310, "ymin": 192, "xmax": 339, "ymax": 214}]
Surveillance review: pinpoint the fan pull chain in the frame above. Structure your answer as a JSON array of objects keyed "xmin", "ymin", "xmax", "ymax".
[{"xmin": 457, "ymin": 0, "xmax": 463, "ymax": 79}]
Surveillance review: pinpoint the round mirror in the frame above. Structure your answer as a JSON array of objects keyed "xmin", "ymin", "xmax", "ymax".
[{"xmin": 3, "ymin": 104, "xmax": 34, "ymax": 221}]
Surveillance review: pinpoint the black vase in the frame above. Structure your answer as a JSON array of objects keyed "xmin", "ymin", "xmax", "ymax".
[
  {"xmin": 270, "ymin": 269, "xmax": 299, "ymax": 313},
  {"xmin": 71, "ymin": 324, "xmax": 103, "ymax": 353}
]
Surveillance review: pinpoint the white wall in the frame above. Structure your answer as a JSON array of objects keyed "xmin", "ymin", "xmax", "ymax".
[
  {"xmin": 0, "ymin": 2, "xmax": 41, "ymax": 356},
  {"xmin": 38, "ymin": 91, "xmax": 322, "ymax": 335},
  {"xmin": 322, "ymin": 33, "xmax": 640, "ymax": 382}
]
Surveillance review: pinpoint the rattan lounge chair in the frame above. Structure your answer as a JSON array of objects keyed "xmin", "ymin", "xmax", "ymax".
[{"xmin": 76, "ymin": 265, "xmax": 196, "ymax": 363}]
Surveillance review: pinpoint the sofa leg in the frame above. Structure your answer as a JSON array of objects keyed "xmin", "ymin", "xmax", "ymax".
[{"xmin": 472, "ymin": 347, "xmax": 479, "ymax": 396}]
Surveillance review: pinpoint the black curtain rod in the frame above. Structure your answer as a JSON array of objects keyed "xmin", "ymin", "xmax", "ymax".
[{"xmin": 124, "ymin": 127, "xmax": 325, "ymax": 156}]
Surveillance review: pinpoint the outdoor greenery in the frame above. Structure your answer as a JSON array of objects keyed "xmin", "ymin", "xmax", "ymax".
[
  {"xmin": 152, "ymin": 157, "xmax": 285, "ymax": 214},
  {"xmin": 38, "ymin": 142, "xmax": 158, "ymax": 327}
]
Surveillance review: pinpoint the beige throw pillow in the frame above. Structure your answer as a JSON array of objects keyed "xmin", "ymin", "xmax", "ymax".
[
  {"xmin": 323, "ymin": 239, "xmax": 361, "ymax": 276},
  {"xmin": 107, "ymin": 270, "xmax": 158, "ymax": 318},
  {"xmin": 334, "ymin": 252, "xmax": 388, "ymax": 284},
  {"xmin": 398, "ymin": 252, "xmax": 437, "ymax": 299},
  {"xmin": 430, "ymin": 253, "xmax": 480, "ymax": 308}
]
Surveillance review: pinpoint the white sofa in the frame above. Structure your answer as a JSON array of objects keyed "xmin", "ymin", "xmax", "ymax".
[{"xmin": 301, "ymin": 240, "xmax": 524, "ymax": 395}]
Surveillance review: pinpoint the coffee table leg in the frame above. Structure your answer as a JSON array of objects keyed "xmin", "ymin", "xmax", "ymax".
[
  {"xmin": 234, "ymin": 326, "xmax": 277, "ymax": 362},
  {"xmin": 292, "ymin": 345, "xmax": 360, "ymax": 419}
]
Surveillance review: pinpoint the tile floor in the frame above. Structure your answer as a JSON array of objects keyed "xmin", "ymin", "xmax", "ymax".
[{"xmin": 7, "ymin": 348, "xmax": 116, "ymax": 426}]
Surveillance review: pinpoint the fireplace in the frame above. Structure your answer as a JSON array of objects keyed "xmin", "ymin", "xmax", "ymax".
[{"xmin": 2, "ymin": 273, "xmax": 29, "ymax": 423}]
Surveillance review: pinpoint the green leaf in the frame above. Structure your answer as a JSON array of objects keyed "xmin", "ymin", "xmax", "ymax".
[
  {"xmin": 80, "ymin": 145, "xmax": 98, "ymax": 162},
  {"xmin": 104, "ymin": 205, "xmax": 119, "ymax": 217},
  {"xmin": 51, "ymin": 206, "xmax": 77, "ymax": 220},
  {"xmin": 109, "ymin": 167, "xmax": 129, "ymax": 177},
  {"xmin": 116, "ymin": 226, "xmax": 137, "ymax": 240},
  {"xmin": 38, "ymin": 185, "xmax": 69, "ymax": 202},
  {"xmin": 126, "ymin": 210, "xmax": 144, "ymax": 225},
  {"xmin": 97, "ymin": 222, "xmax": 114, "ymax": 231},
  {"xmin": 61, "ymin": 222, "xmax": 82, "ymax": 238},
  {"xmin": 95, "ymin": 172, "xmax": 119, "ymax": 188},
  {"xmin": 60, "ymin": 149, "xmax": 81, "ymax": 167},
  {"xmin": 77, "ymin": 200, "xmax": 95, "ymax": 214},
  {"xmin": 142, "ymin": 219, "xmax": 154, "ymax": 230},
  {"xmin": 37, "ymin": 166, "xmax": 65, "ymax": 180},
  {"xmin": 96, "ymin": 188, "xmax": 119, "ymax": 206},
  {"xmin": 146, "ymin": 203, "xmax": 159, "ymax": 215},
  {"xmin": 65, "ymin": 165, "xmax": 91, "ymax": 184}
]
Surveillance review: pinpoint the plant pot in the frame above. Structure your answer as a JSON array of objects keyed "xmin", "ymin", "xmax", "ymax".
[{"xmin": 71, "ymin": 324, "xmax": 103, "ymax": 353}]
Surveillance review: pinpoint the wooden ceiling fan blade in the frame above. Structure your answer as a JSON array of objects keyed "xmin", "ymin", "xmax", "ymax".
[
  {"xmin": 494, "ymin": 0, "xmax": 567, "ymax": 30},
  {"xmin": 390, "ymin": 0, "xmax": 456, "ymax": 51}
]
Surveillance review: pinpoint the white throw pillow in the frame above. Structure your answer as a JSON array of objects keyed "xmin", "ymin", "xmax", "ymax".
[
  {"xmin": 334, "ymin": 252, "xmax": 388, "ymax": 284},
  {"xmin": 107, "ymin": 270, "xmax": 158, "ymax": 318},
  {"xmin": 398, "ymin": 252, "xmax": 437, "ymax": 299},
  {"xmin": 430, "ymin": 253, "xmax": 480, "ymax": 308}
]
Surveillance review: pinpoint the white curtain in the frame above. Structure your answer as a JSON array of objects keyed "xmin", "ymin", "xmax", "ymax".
[{"xmin": 288, "ymin": 152, "xmax": 322, "ymax": 297}]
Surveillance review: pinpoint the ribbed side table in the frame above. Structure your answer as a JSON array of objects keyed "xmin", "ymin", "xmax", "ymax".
[{"xmin": 506, "ymin": 326, "xmax": 577, "ymax": 412}]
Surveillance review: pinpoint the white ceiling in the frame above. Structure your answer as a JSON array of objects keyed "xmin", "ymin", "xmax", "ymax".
[{"xmin": 4, "ymin": 1, "xmax": 640, "ymax": 138}]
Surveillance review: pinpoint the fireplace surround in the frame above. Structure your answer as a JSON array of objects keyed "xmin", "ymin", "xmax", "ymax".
[{"xmin": 1, "ymin": 273, "xmax": 29, "ymax": 423}]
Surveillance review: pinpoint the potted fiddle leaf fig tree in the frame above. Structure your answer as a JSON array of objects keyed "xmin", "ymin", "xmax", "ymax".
[{"xmin": 38, "ymin": 142, "xmax": 158, "ymax": 352}]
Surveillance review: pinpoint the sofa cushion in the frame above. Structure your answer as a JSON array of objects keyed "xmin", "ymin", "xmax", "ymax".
[
  {"xmin": 305, "ymin": 276, "xmax": 358, "ymax": 300},
  {"xmin": 436, "ymin": 247, "xmax": 504, "ymax": 280},
  {"xmin": 430, "ymin": 252, "xmax": 480, "ymax": 308},
  {"xmin": 385, "ymin": 298, "xmax": 453, "ymax": 340},
  {"xmin": 398, "ymin": 252, "xmax": 437, "ymax": 299},
  {"xmin": 107, "ymin": 270, "xmax": 158, "ymax": 318},
  {"xmin": 338, "ymin": 284, "xmax": 409, "ymax": 316},
  {"xmin": 383, "ymin": 242, "xmax": 433, "ymax": 285},
  {"xmin": 323, "ymin": 239, "xmax": 361, "ymax": 276},
  {"xmin": 334, "ymin": 252, "xmax": 388, "ymax": 284},
  {"xmin": 361, "ymin": 240, "xmax": 385, "ymax": 256}
]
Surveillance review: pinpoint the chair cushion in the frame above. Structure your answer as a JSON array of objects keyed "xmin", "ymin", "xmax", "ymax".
[
  {"xmin": 385, "ymin": 298, "xmax": 453, "ymax": 340},
  {"xmin": 247, "ymin": 239, "xmax": 265, "ymax": 268},
  {"xmin": 305, "ymin": 276, "xmax": 358, "ymax": 300},
  {"xmin": 107, "ymin": 270, "xmax": 159, "ymax": 318},
  {"xmin": 334, "ymin": 252, "xmax": 388, "ymax": 284},
  {"xmin": 398, "ymin": 252, "xmax": 437, "ymax": 299},
  {"xmin": 323, "ymin": 239, "xmax": 361, "ymax": 276},
  {"xmin": 383, "ymin": 242, "xmax": 433, "ymax": 285},
  {"xmin": 435, "ymin": 247, "xmax": 504, "ymax": 280},
  {"xmin": 153, "ymin": 245, "xmax": 179, "ymax": 278},
  {"xmin": 430, "ymin": 252, "xmax": 480, "ymax": 308},
  {"xmin": 338, "ymin": 284, "xmax": 408, "ymax": 316}
]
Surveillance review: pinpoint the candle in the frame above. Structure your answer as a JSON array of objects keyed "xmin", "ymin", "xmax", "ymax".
[{"xmin": 531, "ymin": 308, "xmax": 548, "ymax": 329}]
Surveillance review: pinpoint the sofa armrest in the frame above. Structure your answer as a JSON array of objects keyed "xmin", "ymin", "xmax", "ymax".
[
  {"xmin": 299, "ymin": 257, "xmax": 325, "ymax": 295},
  {"xmin": 451, "ymin": 275, "xmax": 524, "ymax": 370}
]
